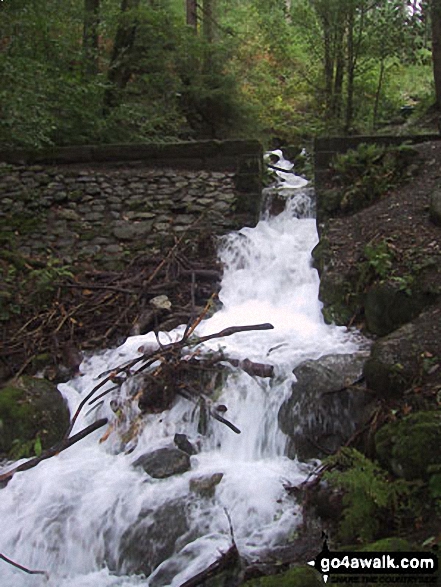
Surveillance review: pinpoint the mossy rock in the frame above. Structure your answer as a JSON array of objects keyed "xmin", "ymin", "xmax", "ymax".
[
  {"xmin": 316, "ymin": 188, "xmax": 343, "ymax": 223},
  {"xmin": 375, "ymin": 411, "xmax": 441, "ymax": 480},
  {"xmin": 317, "ymin": 272, "xmax": 358, "ymax": 325},
  {"xmin": 242, "ymin": 565, "xmax": 322, "ymax": 586},
  {"xmin": 359, "ymin": 537, "xmax": 415, "ymax": 552},
  {"xmin": 0, "ymin": 376, "xmax": 70, "ymax": 458},
  {"xmin": 364, "ymin": 282, "xmax": 431, "ymax": 337},
  {"xmin": 363, "ymin": 321, "xmax": 420, "ymax": 398}
]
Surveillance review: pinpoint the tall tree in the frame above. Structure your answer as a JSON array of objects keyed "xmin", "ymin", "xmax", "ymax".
[
  {"xmin": 186, "ymin": 0, "xmax": 198, "ymax": 30},
  {"xmin": 431, "ymin": 0, "xmax": 441, "ymax": 110},
  {"xmin": 202, "ymin": 0, "xmax": 215, "ymax": 42},
  {"xmin": 103, "ymin": 0, "xmax": 141, "ymax": 112},
  {"xmin": 83, "ymin": 0, "xmax": 100, "ymax": 76}
]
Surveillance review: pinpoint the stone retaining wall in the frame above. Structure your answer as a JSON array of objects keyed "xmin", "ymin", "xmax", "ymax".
[{"xmin": 0, "ymin": 140, "xmax": 262, "ymax": 266}]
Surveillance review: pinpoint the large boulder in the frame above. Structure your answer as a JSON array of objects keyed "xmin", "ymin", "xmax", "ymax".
[
  {"xmin": 364, "ymin": 282, "xmax": 431, "ymax": 337},
  {"xmin": 278, "ymin": 353, "xmax": 374, "ymax": 461},
  {"xmin": 0, "ymin": 376, "xmax": 70, "ymax": 457},
  {"xmin": 375, "ymin": 411, "xmax": 441, "ymax": 480},
  {"xmin": 363, "ymin": 303, "xmax": 441, "ymax": 399},
  {"xmin": 133, "ymin": 446, "xmax": 191, "ymax": 479}
]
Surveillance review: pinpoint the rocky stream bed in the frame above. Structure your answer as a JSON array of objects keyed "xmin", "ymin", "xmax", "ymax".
[{"xmin": 1, "ymin": 142, "xmax": 441, "ymax": 586}]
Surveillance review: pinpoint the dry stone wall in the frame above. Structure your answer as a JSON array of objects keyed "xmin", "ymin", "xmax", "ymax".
[{"xmin": 0, "ymin": 140, "xmax": 262, "ymax": 266}]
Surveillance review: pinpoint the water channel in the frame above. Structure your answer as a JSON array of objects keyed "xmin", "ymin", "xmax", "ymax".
[{"xmin": 0, "ymin": 153, "xmax": 362, "ymax": 586}]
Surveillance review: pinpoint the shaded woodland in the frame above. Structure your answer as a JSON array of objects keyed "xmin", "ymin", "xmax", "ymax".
[{"xmin": 1, "ymin": 0, "xmax": 440, "ymax": 149}]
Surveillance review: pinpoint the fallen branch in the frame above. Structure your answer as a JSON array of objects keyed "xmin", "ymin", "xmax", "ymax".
[
  {"xmin": 66, "ymin": 322, "xmax": 274, "ymax": 438},
  {"xmin": 227, "ymin": 358, "xmax": 274, "ymax": 378},
  {"xmin": 192, "ymin": 323, "xmax": 274, "ymax": 345},
  {"xmin": 210, "ymin": 409, "xmax": 241, "ymax": 434},
  {"xmin": 0, "ymin": 552, "xmax": 48, "ymax": 578}
]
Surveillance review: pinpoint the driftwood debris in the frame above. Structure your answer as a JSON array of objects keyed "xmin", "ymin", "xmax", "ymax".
[
  {"xmin": 0, "ymin": 223, "xmax": 221, "ymax": 384},
  {"xmin": 0, "ymin": 317, "xmax": 275, "ymax": 485}
]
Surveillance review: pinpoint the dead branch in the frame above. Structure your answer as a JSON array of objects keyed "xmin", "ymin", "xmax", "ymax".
[
  {"xmin": 192, "ymin": 323, "xmax": 274, "ymax": 345},
  {"xmin": 0, "ymin": 553, "xmax": 48, "ymax": 578},
  {"xmin": 66, "ymin": 322, "xmax": 273, "ymax": 438},
  {"xmin": 210, "ymin": 409, "xmax": 241, "ymax": 434},
  {"xmin": 226, "ymin": 358, "xmax": 274, "ymax": 378}
]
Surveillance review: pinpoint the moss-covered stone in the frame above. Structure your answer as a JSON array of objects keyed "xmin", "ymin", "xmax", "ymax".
[
  {"xmin": 375, "ymin": 411, "xmax": 441, "ymax": 480},
  {"xmin": 317, "ymin": 272, "xmax": 358, "ymax": 325},
  {"xmin": 364, "ymin": 282, "xmax": 431, "ymax": 336},
  {"xmin": 363, "ymin": 321, "xmax": 420, "ymax": 398},
  {"xmin": 0, "ymin": 376, "xmax": 70, "ymax": 457},
  {"xmin": 242, "ymin": 565, "xmax": 322, "ymax": 586}
]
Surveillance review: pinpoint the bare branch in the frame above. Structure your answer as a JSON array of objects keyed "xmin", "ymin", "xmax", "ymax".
[{"xmin": 0, "ymin": 553, "xmax": 48, "ymax": 578}]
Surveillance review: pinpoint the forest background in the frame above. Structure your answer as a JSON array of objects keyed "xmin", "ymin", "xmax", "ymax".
[{"xmin": 1, "ymin": 0, "xmax": 440, "ymax": 152}]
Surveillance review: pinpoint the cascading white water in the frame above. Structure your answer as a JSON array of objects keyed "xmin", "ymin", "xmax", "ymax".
[{"xmin": 0, "ymin": 154, "xmax": 361, "ymax": 587}]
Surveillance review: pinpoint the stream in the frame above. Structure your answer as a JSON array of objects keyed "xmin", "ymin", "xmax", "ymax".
[{"xmin": 0, "ymin": 152, "xmax": 362, "ymax": 586}]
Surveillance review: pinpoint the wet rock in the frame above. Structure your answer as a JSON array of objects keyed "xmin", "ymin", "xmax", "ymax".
[
  {"xmin": 375, "ymin": 411, "xmax": 441, "ymax": 480},
  {"xmin": 0, "ymin": 376, "xmax": 70, "ymax": 457},
  {"xmin": 174, "ymin": 433, "xmax": 197, "ymax": 456},
  {"xmin": 278, "ymin": 353, "xmax": 374, "ymax": 461},
  {"xmin": 133, "ymin": 446, "xmax": 191, "ymax": 478},
  {"xmin": 117, "ymin": 499, "xmax": 189, "ymax": 576},
  {"xmin": 189, "ymin": 473, "xmax": 223, "ymax": 498}
]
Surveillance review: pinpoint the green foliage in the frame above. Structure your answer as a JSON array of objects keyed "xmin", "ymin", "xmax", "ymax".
[
  {"xmin": 325, "ymin": 448, "xmax": 411, "ymax": 543},
  {"xmin": 0, "ymin": 0, "xmax": 436, "ymax": 147},
  {"xmin": 28, "ymin": 259, "xmax": 73, "ymax": 297},
  {"xmin": 330, "ymin": 142, "xmax": 417, "ymax": 214},
  {"xmin": 9, "ymin": 435, "xmax": 43, "ymax": 460},
  {"xmin": 0, "ymin": 250, "xmax": 73, "ymax": 321},
  {"xmin": 428, "ymin": 465, "xmax": 441, "ymax": 513},
  {"xmin": 364, "ymin": 241, "xmax": 394, "ymax": 280}
]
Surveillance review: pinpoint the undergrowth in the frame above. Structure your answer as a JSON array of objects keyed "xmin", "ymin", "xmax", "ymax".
[
  {"xmin": 324, "ymin": 448, "xmax": 413, "ymax": 543},
  {"xmin": 328, "ymin": 142, "xmax": 418, "ymax": 215}
]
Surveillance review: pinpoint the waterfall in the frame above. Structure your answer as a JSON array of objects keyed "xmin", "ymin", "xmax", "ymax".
[{"xmin": 0, "ymin": 153, "xmax": 361, "ymax": 587}]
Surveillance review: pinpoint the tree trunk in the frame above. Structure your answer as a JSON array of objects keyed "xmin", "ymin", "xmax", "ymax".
[
  {"xmin": 186, "ymin": 0, "xmax": 198, "ymax": 30},
  {"xmin": 372, "ymin": 58, "xmax": 385, "ymax": 129},
  {"xmin": 322, "ymin": 13, "xmax": 334, "ymax": 121},
  {"xmin": 103, "ymin": 0, "xmax": 140, "ymax": 112},
  {"xmin": 83, "ymin": 0, "xmax": 100, "ymax": 76},
  {"xmin": 331, "ymin": 19, "xmax": 346, "ymax": 122},
  {"xmin": 345, "ymin": 6, "xmax": 356, "ymax": 133},
  {"xmin": 432, "ymin": 0, "xmax": 441, "ymax": 110},
  {"xmin": 202, "ymin": 0, "xmax": 215, "ymax": 43}
]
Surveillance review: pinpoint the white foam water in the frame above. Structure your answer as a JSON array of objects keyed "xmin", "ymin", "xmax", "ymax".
[{"xmin": 0, "ymin": 160, "xmax": 361, "ymax": 586}]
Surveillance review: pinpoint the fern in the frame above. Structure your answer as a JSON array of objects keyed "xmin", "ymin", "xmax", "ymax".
[{"xmin": 325, "ymin": 448, "xmax": 411, "ymax": 543}]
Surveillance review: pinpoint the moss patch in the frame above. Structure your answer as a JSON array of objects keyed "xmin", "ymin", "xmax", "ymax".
[
  {"xmin": 0, "ymin": 376, "xmax": 70, "ymax": 457},
  {"xmin": 375, "ymin": 411, "xmax": 441, "ymax": 480}
]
